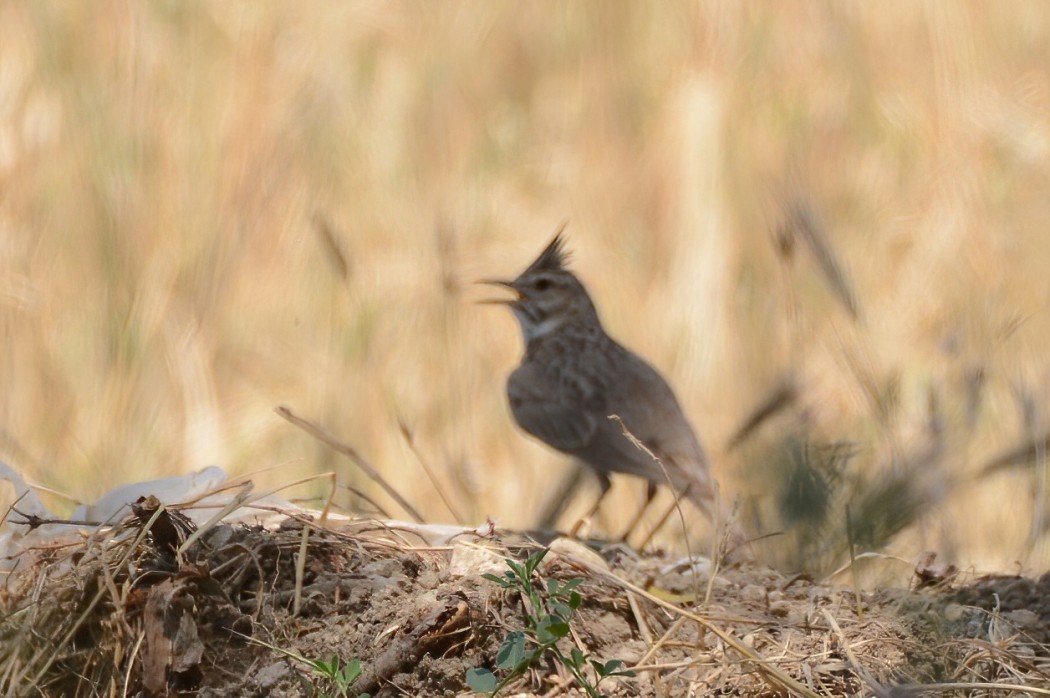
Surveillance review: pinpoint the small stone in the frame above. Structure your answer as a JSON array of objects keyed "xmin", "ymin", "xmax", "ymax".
[
  {"xmin": 251, "ymin": 660, "xmax": 289, "ymax": 689},
  {"xmin": 1004, "ymin": 609, "xmax": 1040, "ymax": 628},
  {"xmin": 943, "ymin": 603, "xmax": 967, "ymax": 622},
  {"xmin": 741, "ymin": 584, "xmax": 766, "ymax": 602},
  {"xmin": 448, "ymin": 541, "xmax": 507, "ymax": 578}
]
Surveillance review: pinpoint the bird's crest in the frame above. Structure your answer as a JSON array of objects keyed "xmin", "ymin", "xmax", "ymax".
[{"xmin": 523, "ymin": 222, "xmax": 571, "ymax": 275}]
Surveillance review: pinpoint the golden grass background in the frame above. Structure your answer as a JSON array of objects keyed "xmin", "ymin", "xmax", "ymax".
[{"xmin": 2, "ymin": 1, "xmax": 1050, "ymax": 577}]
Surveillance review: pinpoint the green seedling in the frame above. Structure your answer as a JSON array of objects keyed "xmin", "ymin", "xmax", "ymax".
[
  {"xmin": 306, "ymin": 655, "xmax": 368, "ymax": 698},
  {"xmin": 466, "ymin": 548, "xmax": 634, "ymax": 697}
]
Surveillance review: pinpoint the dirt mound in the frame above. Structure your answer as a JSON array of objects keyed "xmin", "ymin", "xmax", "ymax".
[{"xmin": 2, "ymin": 505, "xmax": 1048, "ymax": 697}]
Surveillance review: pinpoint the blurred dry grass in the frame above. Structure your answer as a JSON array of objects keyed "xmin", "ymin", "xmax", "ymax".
[{"xmin": 2, "ymin": 1, "xmax": 1050, "ymax": 577}]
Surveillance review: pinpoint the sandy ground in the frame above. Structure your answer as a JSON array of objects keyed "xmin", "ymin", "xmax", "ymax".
[{"xmin": 3, "ymin": 510, "xmax": 1048, "ymax": 697}]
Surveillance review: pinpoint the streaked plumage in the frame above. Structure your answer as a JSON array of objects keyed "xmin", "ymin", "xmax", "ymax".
[{"xmin": 487, "ymin": 234, "xmax": 721, "ymax": 522}]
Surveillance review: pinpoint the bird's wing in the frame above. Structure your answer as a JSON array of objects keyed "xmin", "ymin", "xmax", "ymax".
[
  {"xmin": 603, "ymin": 352, "xmax": 715, "ymax": 487},
  {"xmin": 507, "ymin": 362, "xmax": 599, "ymax": 452}
]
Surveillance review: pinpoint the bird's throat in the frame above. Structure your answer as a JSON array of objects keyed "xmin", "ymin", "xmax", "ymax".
[{"xmin": 517, "ymin": 313, "xmax": 565, "ymax": 344}]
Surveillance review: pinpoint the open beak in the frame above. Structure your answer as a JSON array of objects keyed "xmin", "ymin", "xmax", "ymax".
[{"xmin": 476, "ymin": 279, "xmax": 522, "ymax": 305}]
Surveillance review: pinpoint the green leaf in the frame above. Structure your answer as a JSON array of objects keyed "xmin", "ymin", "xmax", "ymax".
[
  {"xmin": 305, "ymin": 659, "xmax": 327, "ymax": 675},
  {"xmin": 600, "ymin": 657, "xmax": 635, "ymax": 678},
  {"xmin": 562, "ymin": 578, "xmax": 583, "ymax": 593},
  {"xmin": 496, "ymin": 631, "xmax": 527, "ymax": 669},
  {"xmin": 547, "ymin": 578, "xmax": 584, "ymax": 599},
  {"xmin": 340, "ymin": 658, "xmax": 362, "ymax": 685},
  {"xmin": 481, "ymin": 572, "xmax": 512, "ymax": 588},
  {"xmin": 308, "ymin": 654, "xmax": 341, "ymax": 679},
  {"xmin": 524, "ymin": 548, "xmax": 549, "ymax": 575},
  {"xmin": 569, "ymin": 648, "xmax": 587, "ymax": 670},
  {"xmin": 549, "ymin": 599, "xmax": 573, "ymax": 621},
  {"xmin": 465, "ymin": 667, "xmax": 498, "ymax": 693},
  {"xmin": 506, "ymin": 559, "xmax": 526, "ymax": 582},
  {"xmin": 569, "ymin": 590, "xmax": 582, "ymax": 610},
  {"xmin": 535, "ymin": 615, "xmax": 570, "ymax": 644}
]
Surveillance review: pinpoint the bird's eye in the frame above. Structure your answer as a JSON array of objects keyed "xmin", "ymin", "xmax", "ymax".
[{"xmin": 534, "ymin": 278, "xmax": 552, "ymax": 291}]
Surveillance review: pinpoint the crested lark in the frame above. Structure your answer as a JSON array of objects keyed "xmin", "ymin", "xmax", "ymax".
[{"xmin": 486, "ymin": 233, "xmax": 735, "ymax": 538}]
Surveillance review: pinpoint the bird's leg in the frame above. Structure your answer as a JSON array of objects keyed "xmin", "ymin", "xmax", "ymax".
[
  {"xmin": 537, "ymin": 463, "xmax": 590, "ymax": 529},
  {"xmin": 618, "ymin": 480, "xmax": 658, "ymax": 544},
  {"xmin": 569, "ymin": 472, "xmax": 612, "ymax": 538},
  {"xmin": 636, "ymin": 483, "xmax": 693, "ymax": 550}
]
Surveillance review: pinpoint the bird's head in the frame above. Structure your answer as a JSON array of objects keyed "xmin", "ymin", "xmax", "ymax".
[{"xmin": 481, "ymin": 229, "xmax": 599, "ymax": 344}]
